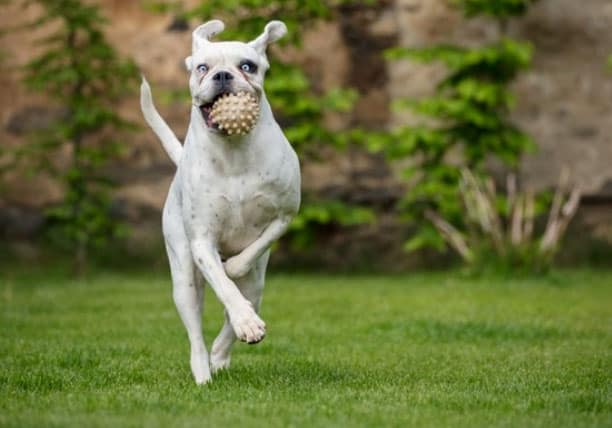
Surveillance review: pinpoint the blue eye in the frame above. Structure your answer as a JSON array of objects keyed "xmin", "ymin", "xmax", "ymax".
[
  {"xmin": 197, "ymin": 64, "xmax": 208, "ymax": 73},
  {"xmin": 239, "ymin": 60, "xmax": 257, "ymax": 73}
]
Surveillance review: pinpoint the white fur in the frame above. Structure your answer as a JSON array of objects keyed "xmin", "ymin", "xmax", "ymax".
[{"xmin": 140, "ymin": 20, "xmax": 300, "ymax": 384}]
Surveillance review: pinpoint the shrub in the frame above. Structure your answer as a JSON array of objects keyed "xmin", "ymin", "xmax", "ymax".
[
  {"xmin": 13, "ymin": 0, "xmax": 137, "ymax": 272},
  {"xmin": 427, "ymin": 169, "xmax": 580, "ymax": 273},
  {"xmin": 383, "ymin": 0, "xmax": 537, "ymax": 257}
]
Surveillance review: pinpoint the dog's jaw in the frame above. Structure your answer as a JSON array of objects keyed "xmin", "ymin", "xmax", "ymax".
[
  {"xmin": 198, "ymin": 91, "xmax": 232, "ymax": 131},
  {"xmin": 198, "ymin": 89, "xmax": 261, "ymax": 136}
]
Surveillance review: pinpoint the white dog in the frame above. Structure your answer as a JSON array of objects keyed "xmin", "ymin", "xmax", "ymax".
[{"xmin": 140, "ymin": 20, "xmax": 301, "ymax": 384}]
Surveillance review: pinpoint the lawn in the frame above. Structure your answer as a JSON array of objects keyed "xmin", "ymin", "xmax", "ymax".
[{"xmin": 1, "ymin": 268, "xmax": 611, "ymax": 427}]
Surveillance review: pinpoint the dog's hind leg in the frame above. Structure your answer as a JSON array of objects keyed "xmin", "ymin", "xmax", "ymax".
[
  {"xmin": 209, "ymin": 310, "xmax": 235, "ymax": 373},
  {"xmin": 211, "ymin": 250, "xmax": 270, "ymax": 373},
  {"xmin": 163, "ymin": 188, "xmax": 211, "ymax": 384}
]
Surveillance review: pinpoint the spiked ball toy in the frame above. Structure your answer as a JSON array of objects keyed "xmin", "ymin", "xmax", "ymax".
[{"xmin": 210, "ymin": 92, "xmax": 260, "ymax": 135}]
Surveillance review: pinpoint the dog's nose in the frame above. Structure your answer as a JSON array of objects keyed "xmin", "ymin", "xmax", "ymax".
[{"xmin": 213, "ymin": 71, "xmax": 234, "ymax": 84}]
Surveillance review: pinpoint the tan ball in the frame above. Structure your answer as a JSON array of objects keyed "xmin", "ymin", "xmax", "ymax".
[{"xmin": 210, "ymin": 92, "xmax": 260, "ymax": 135}]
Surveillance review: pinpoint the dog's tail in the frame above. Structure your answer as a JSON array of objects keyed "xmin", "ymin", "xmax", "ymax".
[{"xmin": 140, "ymin": 76, "xmax": 182, "ymax": 166}]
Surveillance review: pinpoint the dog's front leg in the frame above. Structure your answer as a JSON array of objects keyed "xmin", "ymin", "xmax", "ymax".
[
  {"xmin": 224, "ymin": 216, "xmax": 291, "ymax": 279},
  {"xmin": 191, "ymin": 240, "xmax": 266, "ymax": 343}
]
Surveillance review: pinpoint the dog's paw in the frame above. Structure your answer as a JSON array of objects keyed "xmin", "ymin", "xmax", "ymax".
[
  {"xmin": 229, "ymin": 305, "xmax": 266, "ymax": 344},
  {"xmin": 194, "ymin": 373, "xmax": 212, "ymax": 385},
  {"xmin": 223, "ymin": 255, "xmax": 251, "ymax": 279},
  {"xmin": 210, "ymin": 352, "xmax": 231, "ymax": 374},
  {"xmin": 191, "ymin": 351, "xmax": 212, "ymax": 385}
]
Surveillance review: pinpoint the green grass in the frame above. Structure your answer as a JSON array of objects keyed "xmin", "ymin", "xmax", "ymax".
[{"xmin": 1, "ymin": 269, "xmax": 611, "ymax": 427}]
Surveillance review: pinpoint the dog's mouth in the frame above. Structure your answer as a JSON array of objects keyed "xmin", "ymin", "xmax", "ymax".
[{"xmin": 199, "ymin": 91, "xmax": 233, "ymax": 130}]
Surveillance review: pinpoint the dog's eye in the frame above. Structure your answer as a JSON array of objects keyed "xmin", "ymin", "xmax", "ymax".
[
  {"xmin": 197, "ymin": 64, "xmax": 208, "ymax": 73},
  {"xmin": 239, "ymin": 61, "xmax": 257, "ymax": 73}
]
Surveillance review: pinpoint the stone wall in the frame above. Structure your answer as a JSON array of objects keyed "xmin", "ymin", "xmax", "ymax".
[{"xmin": 1, "ymin": 0, "xmax": 611, "ymax": 263}]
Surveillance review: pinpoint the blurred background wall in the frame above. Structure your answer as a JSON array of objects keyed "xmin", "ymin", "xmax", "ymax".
[{"xmin": 1, "ymin": 0, "xmax": 611, "ymax": 269}]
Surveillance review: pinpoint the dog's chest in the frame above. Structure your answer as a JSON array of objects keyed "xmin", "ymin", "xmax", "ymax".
[
  {"xmin": 220, "ymin": 178, "xmax": 284, "ymax": 256},
  {"xmin": 221, "ymin": 175, "xmax": 280, "ymax": 226},
  {"xmin": 187, "ymin": 168, "xmax": 288, "ymax": 256}
]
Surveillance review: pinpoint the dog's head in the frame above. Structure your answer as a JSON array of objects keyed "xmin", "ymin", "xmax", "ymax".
[{"xmin": 185, "ymin": 20, "xmax": 287, "ymax": 132}]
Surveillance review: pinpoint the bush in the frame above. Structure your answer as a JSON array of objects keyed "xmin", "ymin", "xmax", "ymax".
[
  {"xmin": 13, "ymin": 0, "xmax": 137, "ymax": 272},
  {"xmin": 427, "ymin": 169, "xmax": 580, "ymax": 273},
  {"xmin": 383, "ymin": 0, "xmax": 537, "ymax": 258}
]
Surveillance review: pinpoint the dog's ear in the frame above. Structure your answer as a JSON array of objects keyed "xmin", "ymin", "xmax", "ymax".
[
  {"xmin": 192, "ymin": 20, "xmax": 225, "ymax": 52},
  {"xmin": 186, "ymin": 20, "xmax": 224, "ymax": 72},
  {"xmin": 249, "ymin": 20, "xmax": 287, "ymax": 55}
]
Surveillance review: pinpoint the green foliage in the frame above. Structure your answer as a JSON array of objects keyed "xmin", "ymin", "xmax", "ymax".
[
  {"xmin": 187, "ymin": 1, "xmax": 332, "ymax": 46},
  {"xmin": 453, "ymin": 0, "xmax": 538, "ymax": 19},
  {"xmin": 16, "ymin": 0, "xmax": 137, "ymax": 270},
  {"xmin": 428, "ymin": 169, "xmax": 573, "ymax": 275},
  {"xmin": 151, "ymin": 0, "xmax": 373, "ymax": 246},
  {"xmin": 288, "ymin": 199, "xmax": 375, "ymax": 248},
  {"xmin": 469, "ymin": 241, "xmax": 546, "ymax": 274},
  {"xmin": 385, "ymin": 3, "xmax": 536, "ymax": 254}
]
